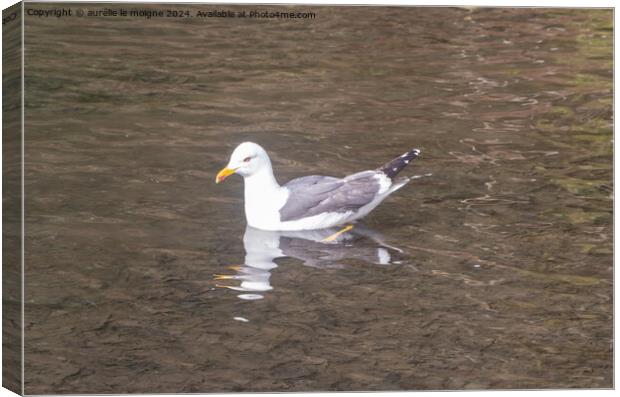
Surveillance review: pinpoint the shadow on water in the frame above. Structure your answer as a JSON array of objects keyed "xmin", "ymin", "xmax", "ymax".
[{"xmin": 214, "ymin": 225, "xmax": 408, "ymax": 301}]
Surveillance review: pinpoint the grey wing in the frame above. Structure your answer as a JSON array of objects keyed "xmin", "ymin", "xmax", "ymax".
[
  {"xmin": 280, "ymin": 171, "xmax": 381, "ymax": 222},
  {"xmin": 284, "ymin": 175, "xmax": 340, "ymax": 189}
]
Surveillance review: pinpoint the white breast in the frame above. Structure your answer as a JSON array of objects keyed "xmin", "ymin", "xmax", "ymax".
[{"xmin": 244, "ymin": 184, "xmax": 288, "ymax": 230}]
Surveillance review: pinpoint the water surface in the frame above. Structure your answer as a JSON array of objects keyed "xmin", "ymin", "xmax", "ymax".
[{"xmin": 22, "ymin": 5, "xmax": 612, "ymax": 393}]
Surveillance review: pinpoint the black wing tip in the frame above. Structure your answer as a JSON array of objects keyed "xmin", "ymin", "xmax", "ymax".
[
  {"xmin": 397, "ymin": 148, "xmax": 421, "ymax": 162},
  {"xmin": 401, "ymin": 148, "xmax": 421, "ymax": 159},
  {"xmin": 379, "ymin": 147, "xmax": 421, "ymax": 178},
  {"xmin": 405, "ymin": 148, "xmax": 421, "ymax": 158}
]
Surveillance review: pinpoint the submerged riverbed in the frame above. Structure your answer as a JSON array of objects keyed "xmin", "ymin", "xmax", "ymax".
[{"xmin": 22, "ymin": 5, "xmax": 612, "ymax": 393}]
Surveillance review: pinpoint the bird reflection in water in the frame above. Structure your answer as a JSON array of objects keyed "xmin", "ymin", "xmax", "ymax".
[{"xmin": 214, "ymin": 225, "xmax": 404, "ymax": 301}]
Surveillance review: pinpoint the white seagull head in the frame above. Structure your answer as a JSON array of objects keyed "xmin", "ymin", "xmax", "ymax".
[{"xmin": 216, "ymin": 142, "xmax": 272, "ymax": 183}]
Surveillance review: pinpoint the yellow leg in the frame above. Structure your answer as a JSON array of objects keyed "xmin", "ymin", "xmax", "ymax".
[
  {"xmin": 321, "ymin": 225, "xmax": 354, "ymax": 243},
  {"xmin": 213, "ymin": 274, "xmax": 236, "ymax": 281}
]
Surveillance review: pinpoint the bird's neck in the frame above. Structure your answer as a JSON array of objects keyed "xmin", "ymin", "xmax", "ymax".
[{"xmin": 243, "ymin": 165, "xmax": 281, "ymax": 195}]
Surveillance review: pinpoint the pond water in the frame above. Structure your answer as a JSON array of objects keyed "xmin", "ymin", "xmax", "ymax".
[{"xmin": 22, "ymin": 5, "xmax": 611, "ymax": 393}]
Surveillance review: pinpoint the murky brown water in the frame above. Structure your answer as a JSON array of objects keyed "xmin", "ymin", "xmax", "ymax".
[{"xmin": 20, "ymin": 4, "xmax": 612, "ymax": 393}]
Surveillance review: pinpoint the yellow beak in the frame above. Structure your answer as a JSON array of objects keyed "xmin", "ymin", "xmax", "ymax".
[{"xmin": 215, "ymin": 167, "xmax": 237, "ymax": 184}]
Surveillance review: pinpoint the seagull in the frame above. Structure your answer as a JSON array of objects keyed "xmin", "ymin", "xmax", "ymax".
[{"xmin": 215, "ymin": 142, "xmax": 421, "ymax": 231}]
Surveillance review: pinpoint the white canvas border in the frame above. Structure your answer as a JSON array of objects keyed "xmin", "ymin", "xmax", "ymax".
[{"xmin": 0, "ymin": 1, "xmax": 615, "ymax": 396}]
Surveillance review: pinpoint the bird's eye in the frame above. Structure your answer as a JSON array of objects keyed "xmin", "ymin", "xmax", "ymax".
[{"xmin": 243, "ymin": 156, "xmax": 252, "ymax": 163}]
